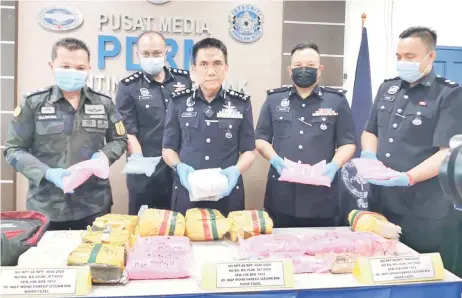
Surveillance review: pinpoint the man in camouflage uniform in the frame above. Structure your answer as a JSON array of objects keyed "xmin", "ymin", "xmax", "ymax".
[{"xmin": 4, "ymin": 38, "xmax": 127, "ymax": 230}]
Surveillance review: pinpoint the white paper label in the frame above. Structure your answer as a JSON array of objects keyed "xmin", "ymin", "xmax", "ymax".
[
  {"xmin": 216, "ymin": 261, "xmax": 285, "ymax": 289},
  {"xmin": 0, "ymin": 268, "xmax": 77, "ymax": 295},
  {"xmin": 370, "ymin": 255, "xmax": 436, "ymax": 282}
]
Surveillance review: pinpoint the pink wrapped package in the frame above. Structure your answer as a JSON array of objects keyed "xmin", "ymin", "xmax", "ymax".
[
  {"xmin": 62, "ymin": 152, "xmax": 109, "ymax": 193},
  {"xmin": 238, "ymin": 234, "xmax": 302, "ymax": 259},
  {"xmin": 125, "ymin": 251, "xmax": 193, "ymax": 280},
  {"xmin": 134, "ymin": 236, "xmax": 191, "ymax": 254},
  {"xmin": 268, "ymin": 252, "xmax": 330, "ymax": 274},
  {"xmin": 279, "ymin": 158, "xmax": 331, "ymax": 187},
  {"xmin": 351, "ymin": 158, "xmax": 401, "ymax": 180}
]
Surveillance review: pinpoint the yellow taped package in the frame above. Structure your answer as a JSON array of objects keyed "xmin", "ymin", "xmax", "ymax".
[
  {"xmin": 91, "ymin": 214, "xmax": 138, "ymax": 234},
  {"xmin": 348, "ymin": 210, "xmax": 402, "ymax": 239},
  {"xmin": 83, "ymin": 229, "xmax": 133, "ymax": 247},
  {"xmin": 68, "ymin": 243, "xmax": 128, "ymax": 284},
  {"xmin": 137, "ymin": 208, "xmax": 186, "ymax": 237},
  {"xmin": 228, "ymin": 210, "xmax": 274, "ymax": 242},
  {"xmin": 185, "ymin": 208, "xmax": 231, "ymax": 241}
]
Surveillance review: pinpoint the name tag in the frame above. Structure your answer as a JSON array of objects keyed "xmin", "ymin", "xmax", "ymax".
[
  {"xmin": 40, "ymin": 107, "xmax": 55, "ymax": 114},
  {"xmin": 383, "ymin": 96, "xmax": 395, "ymax": 102},
  {"xmin": 276, "ymin": 106, "xmax": 290, "ymax": 113},
  {"xmin": 38, "ymin": 115, "xmax": 58, "ymax": 120},
  {"xmin": 88, "ymin": 115, "xmax": 106, "ymax": 119},
  {"xmin": 217, "ymin": 110, "xmax": 243, "ymax": 119},
  {"xmin": 181, "ymin": 112, "xmax": 197, "ymax": 118},
  {"xmin": 84, "ymin": 104, "xmax": 105, "ymax": 115},
  {"xmin": 138, "ymin": 95, "xmax": 153, "ymax": 101},
  {"xmin": 82, "ymin": 119, "xmax": 97, "ymax": 128},
  {"xmin": 97, "ymin": 120, "xmax": 108, "ymax": 129}
]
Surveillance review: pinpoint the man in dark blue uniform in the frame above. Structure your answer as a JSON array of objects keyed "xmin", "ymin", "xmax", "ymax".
[
  {"xmin": 162, "ymin": 37, "xmax": 256, "ymax": 216},
  {"xmin": 115, "ymin": 31, "xmax": 192, "ymax": 215},
  {"xmin": 255, "ymin": 42, "xmax": 356, "ymax": 228},
  {"xmin": 361, "ymin": 27, "xmax": 462, "ymax": 271}
]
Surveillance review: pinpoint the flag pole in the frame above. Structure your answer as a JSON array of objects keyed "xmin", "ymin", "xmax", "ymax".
[{"xmin": 361, "ymin": 13, "xmax": 367, "ymax": 29}]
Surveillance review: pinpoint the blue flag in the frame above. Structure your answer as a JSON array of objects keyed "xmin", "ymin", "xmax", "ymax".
[{"xmin": 351, "ymin": 27, "xmax": 373, "ymax": 157}]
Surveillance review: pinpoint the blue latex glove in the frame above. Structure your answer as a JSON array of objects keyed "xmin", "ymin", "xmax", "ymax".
[
  {"xmin": 45, "ymin": 168, "xmax": 73, "ymax": 193},
  {"xmin": 367, "ymin": 173, "xmax": 410, "ymax": 187},
  {"xmin": 322, "ymin": 162, "xmax": 339, "ymax": 182},
  {"xmin": 360, "ymin": 150, "xmax": 378, "ymax": 160},
  {"xmin": 177, "ymin": 162, "xmax": 195, "ymax": 192},
  {"xmin": 269, "ymin": 155, "xmax": 286, "ymax": 175},
  {"xmin": 220, "ymin": 166, "xmax": 241, "ymax": 197}
]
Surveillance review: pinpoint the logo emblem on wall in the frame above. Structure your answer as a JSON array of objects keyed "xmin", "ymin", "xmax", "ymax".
[
  {"xmin": 228, "ymin": 4, "xmax": 264, "ymax": 43},
  {"xmin": 147, "ymin": 0, "xmax": 170, "ymax": 4},
  {"xmin": 37, "ymin": 7, "xmax": 83, "ymax": 32}
]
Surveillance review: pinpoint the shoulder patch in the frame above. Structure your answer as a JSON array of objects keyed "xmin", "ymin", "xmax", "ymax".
[
  {"xmin": 384, "ymin": 76, "xmax": 400, "ymax": 82},
  {"xmin": 171, "ymin": 88, "xmax": 193, "ymax": 99},
  {"xmin": 88, "ymin": 87, "xmax": 112, "ymax": 100},
  {"xmin": 435, "ymin": 76, "xmax": 460, "ymax": 87},
  {"xmin": 225, "ymin": 89, "xmax": 249, "ymax": 101},
  {"xmin": 169, "ymin": 68, "xmax": 190, "ymax": 77},
  {"xmin": 120, "ymin": 72, "xmax": 143, "ymax": 85},
  {"xmin": 23, "ymin": 86, "xmax": 52, "ymax": 98},
  {"xmin": 321, "ymin": 86, "xmax": 347, "ymax": 95},
  {"xmin": 266, "ymin": 86, "xmax": 291, "ymax": 95}
]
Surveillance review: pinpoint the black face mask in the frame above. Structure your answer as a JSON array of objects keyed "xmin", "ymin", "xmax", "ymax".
[{"xmin": 291, "ymin": 67, "xmax": 318, "ymax": 88}]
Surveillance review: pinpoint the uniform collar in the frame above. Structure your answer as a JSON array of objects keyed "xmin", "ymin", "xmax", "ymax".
[
  {"xmin": 49, "ymin": 85, "xmax": 90, "ymax": 103},
  {"xmin": 142, "ymin": 66, "xmax": 174, "ymax": 84},
  {"xmin": 195, "ymin": 87, "xmax": 225, "ymax": 103},
  {"xmin": 290, "ymin": 84, "xmax": 323, "ymax": 100},
  {"xmin": 401, "ymin": 70, "xmax": 437, "ymax": 88}
]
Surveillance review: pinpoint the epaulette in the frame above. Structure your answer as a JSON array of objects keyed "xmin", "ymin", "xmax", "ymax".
[
  {"xmin": 266, "ymin": 86, "xmax": 291, "ymax": 95},
  {"xmin": 120, "ymin": 72, "xmax": 143, "ymax": 85},
  {"xmin": 23, "ymin": 86, "xmax": 52, "ymax": 98},
  {"xmin": 87, "ymin": 87, "xmax": 112, "ymax": 100},
  {"xmin": 384, "ymin": 76, "xmax": 400, "ymax": 82},
  {"xmin": 171, "ymin": 88, "xmax": 193, "ymax": 99},
  {"xmin": 224, "ymin": 89, "xmax": 249, "ymax": 101},
  {"xmin": 435, "ymin": 75, "xmax": 459, "ymax": 87},
  {"xmin": 321, "ymin": 86, "xmax": 347, "ymax": 95},
  {"xmin": 169, "ymin": 68, "xmax": 190, "ymax": 77}
]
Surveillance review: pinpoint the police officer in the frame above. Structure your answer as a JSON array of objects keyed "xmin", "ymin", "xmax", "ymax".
[
  {"xmin": 115, "ymin": 31, "xmax": 192, "ymax": 215},
  {"xmin": 162, "ymin": 37, "xmax": 256, "ymax": 216},
  {"xmin": 4, "ymin": 38, "xmax": 128, "ymax": 230},
  {"xmin": 361, "ymin": 27, "xmax": 462, "ymax": 271},
  {"xmin": 255, "ymin": 42, "xmax": 356, "ymax": 228}
]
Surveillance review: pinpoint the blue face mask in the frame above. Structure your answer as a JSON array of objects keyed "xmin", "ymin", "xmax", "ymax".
[
  {"xmin": 54, "ymin": 68, "xmax": 88, "ymax": 92},
  {"xmin": 396, "ymin": 53, "xmax": 431, "ymax": 83},
  {"xmin": 140, "ymin": 57, "xmax": 165, "ymax": 75}
]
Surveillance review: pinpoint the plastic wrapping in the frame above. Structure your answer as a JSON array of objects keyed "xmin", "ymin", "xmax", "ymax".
[
  {"xmin": 122, "ymin": 156, "xmax": 162, "ymax": 177},
  {"xmin": 238, "ymin": 234, "xmax": 303, "ymax": 259},
  {"xmin": 83, "ymin": 229, "xmax": 133, "ymax": 247},
  {"xmin": 228, "ymin": 210, "xmax": 274, "ymax": 242},
  {"xmin": 137, "ymin": 208, "xmax": 186, "ymax": 237},
  {"xmin": 68, "ymin": 243, "xmax": 127, "ymax": 284},
  {"xmin": 348, "ymin": 210, "xmax": 402, "ymax": 239},
  {"xmin": 62, "ymin": 151, "xmax": 109, "ymax": 193},
  {"xmin": 134, "ymin": 236, "xmax": 191, "ymax": 254},
  {"xmin": 268, "ymin": 252, "xmax": 331, "ymax": 274},
  {"xmin": 185, "ymin": 208, "xmax": 231, "ymax": 241},
  {"xmin": 91, "ymin": 214, "xmax": 139, "ymax": 235},
  {"xmin": 351, "ymin": 158, "xmax": 401, "ymax": 180},
  {"xmin": 188, "ymin": 168, "xmax": 228, "ymax": 202},
  {"xmin": 279, "ymin": 158, "xmax": 331, "ymax": 187}
]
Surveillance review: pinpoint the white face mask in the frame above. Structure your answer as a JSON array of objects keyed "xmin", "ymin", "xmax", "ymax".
[
  {"xmin": 396, "ymin": 52, "xmax": 431, "ymax": 83},
  {"xmin": 140, "ymin": 57, "xmax": 165, "ymax": 75}
]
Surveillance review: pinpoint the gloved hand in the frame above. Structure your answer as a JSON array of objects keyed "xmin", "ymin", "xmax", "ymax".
[
  {"xmin": 367, "ymin": 172, "xmax": 410, "ymax": 187},
  {"xmin": 360, "ymin": 150, "xmax": 378, "ymax": 160},
  {"xmin": 269, "ymin": 155, "xmax": 286, "ymax": 175},
  {"xmin": 177, "ymin": 162, "xmax": 195, "ymax": 192},
  {"xmin": 322, "ymin": 162, "xmax": 339, "ymax": 182},
  {"xmin": 220, "ymin": 166, "xmax": 241, "ymax": 197},
  {"xmin": 45, "ymin": 168, "xmax": 73, "ymax": 193}
]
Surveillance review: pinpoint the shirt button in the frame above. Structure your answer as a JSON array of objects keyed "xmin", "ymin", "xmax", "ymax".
[
  {"xmin": 404, "ymin": 95, "xmax": 409, "ymax": 99},
  {"xmin": 205, "ymin": 156, "xmax": 209, "ymax": 160},
  {"xmin": 302, "ymin": 104, "xmax": 306, "ymax": 107},
  {"xmin": 165, "ymin": 99, "xmax": 168, "ymax": 102},
  {"xmin": 229, "ymin": 124, "xmax": 233, "ymax": 129},
  {"xmin": 301, "ymin": 117, "xmax": 305, "ymax": 121},
  {"xmin": 300, "ymin": 130, "xmax": 303, "ymax": 135},
  {"xmin": 298, "ymin": 145, "xmax": 303, "ymax": 149},
  {"xmin": 206, "ymin": 122, "xmax": 211, "ymax": 126},
  {"xmin": 279, "ymin": 116, "xmax": 283, "ymax": 120},
  {"xmin": 298, "ymin": 160, "xmax": 302, "ymax": 163},
  {"xmin": 161, "ymin": 85, "xmax": 164, "ymax": 89},
  {"xmin": 380, "ymin": 106, "xmax": 385, "ymax": 109},
  {"xmin": 145, "ymin": 105, "xmax": 149, "ymax": 108},
  {"xmin": 186, "ymin": 123, "xmax": 189, "ymax": 127},
  {"xmin": 174, "ymin": 186, "xmax": 178, "ymax": 189},
  {"xmin": 385, "ymin": 153, "xmax": 391, "ymax": 158},
  {"xmin": 206, "ymin": 138, "xmax": 210, "ymax": 143},
  {"xmin": 272, "ymin": 175, "xmax": 276, "ymax": 178},
  {"xmin": 392, "ymin": 123, "xmax": 398, "ymax": 128},
  {"xmin": 397, "ymin": 109, "xmax": 402, "ymax": 113},
  {"xmin": 236, "ymin": 186, "xmax": 240, "ymax": 190},
  {"xmin": 389, "ymin": 138, "xmax": 394, "ymax": 143},
  {"xmin": 417, "ymin": 111, "xmax": 421, "ymax": 116}
]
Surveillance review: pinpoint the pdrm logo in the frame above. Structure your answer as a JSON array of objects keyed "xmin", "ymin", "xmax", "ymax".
[{"xmin": 37, "ymin": 7, "xmax": 83, "ymax": 32}]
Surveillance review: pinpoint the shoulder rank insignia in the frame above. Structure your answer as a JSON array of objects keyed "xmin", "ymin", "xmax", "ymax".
[
  {"xmin": 115, "ymin": 121, "xmax": 126, "ymax": 136},
  {"xmin": 435, "ymin": 76, "xmax": 460, "ymax": 87},
  {"xmin": 321, "ymin": 86, "xmax": 347, "ymax": 95},
  {"xmin": 384, "ymin": 76, "xmax": 400, "ymax": 82},
  {"xmin": 24, "ymin": 86, "xmax": 52, "ymax": 98},
  {"xmin": 267, "ymin": 86, "xmax": 291, "ymax": 95},
  {"xmin": 88, "ymin": 87, "xmax": 112, "ymax": 99},
  {"xmin": 171, "ymin": 88, "xmax": 193, "ymax": 99},
  {"xmin": 121, "ymin": 72, "xmax": 142, "ymax": 85},
  {"xmin": 169, "ymin": 68, "xmax": 190, "ymax": 76},
  {"xmin": 225, "ymin": 89, "xmax": 249, "ymax": 101}
]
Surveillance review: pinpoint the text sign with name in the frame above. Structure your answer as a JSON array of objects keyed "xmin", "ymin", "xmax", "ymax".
[
  {"xmin": 370, "ymin": 255, "xmax": 436, "ymax": 282},
  {"xmin": 0, "ymin": 268, "xmax": 77, "ymax": 295},
  {"xmin": 216, "ymin": 261, "xmax": 286, "ymax": 289}
]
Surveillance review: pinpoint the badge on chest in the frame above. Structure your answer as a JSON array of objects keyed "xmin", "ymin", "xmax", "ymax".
[
  {"xmin": 217, "ymin": 102, "xmax": 243, "ymax": 119},
  {"xmin": 139, "ymin": 88, "xmax": 152, "ymax": 101},
  {"xmin": 312, "ymin": 108, "xmax": 338, "ymax": 117},
  {"xmin": 85, "ymin": 104, "xmax": 105, "ymax": 115}
]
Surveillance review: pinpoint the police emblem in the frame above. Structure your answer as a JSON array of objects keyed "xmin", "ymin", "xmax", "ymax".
[
  {"xmin": 280, "ymin": 98, "xmax": 290, "ymax": 107},
  {"xmin": 228, "ymin": 4, "xmax": 264, "ymax": 43},
  {"xmin": 37, "ymin": 6, "xmax": 83, "ymax": 32},
  {"xmin": 140, "ymin": 88, "xmax": 150, "ymax": 96},
  {"xmin": 387, "ymin": 85, "xmax": 399, "ymax": 95}
]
